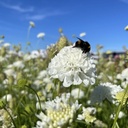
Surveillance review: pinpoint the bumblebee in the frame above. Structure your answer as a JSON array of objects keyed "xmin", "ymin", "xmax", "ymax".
[{"xmin": 73, "ymin": 37, "xmax": 91, "ymax": 53}]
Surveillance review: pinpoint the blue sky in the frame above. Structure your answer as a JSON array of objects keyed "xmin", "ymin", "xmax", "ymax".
[{"xmin": 0, "ymin": 0, "xmax": 128, "ymax": 52}]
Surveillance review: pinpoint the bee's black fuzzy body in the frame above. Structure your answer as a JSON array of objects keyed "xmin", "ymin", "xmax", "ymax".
[{"xmin": 73, "ymin": 37, "xmax": 91, "ymax": 53}]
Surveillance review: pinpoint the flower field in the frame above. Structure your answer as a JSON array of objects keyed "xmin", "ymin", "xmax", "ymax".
[{"xmin": 0, "ymin": 30, "xmax": 128, "ymax": 128}]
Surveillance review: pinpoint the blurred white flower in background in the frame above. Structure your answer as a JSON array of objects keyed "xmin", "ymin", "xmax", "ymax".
[
  {"xmin": 0, "ymin": 56, "xmax": 7, "ymax": 62},
  {"xmin": 90, "ymin": 82, "xmax": 123, "ymax": 104},
  {"xmin": 2, "ymin": 94, "xmax": 12, "ymax": 102},
  {"xmin": 71, "ymin": 88, "xmax": 84, "ymax": 99},
  {"xmin": 30, "ymin": 50, "xmax": 47, "ymax": 59},
  {"xmin": 110, "ymin": 111, "xmax": 125, "ymax": 119},
  {"xmin": 79, "ymin": 32, "xmax": 86, "ymax": 37},
  {"xmin": 27, "ymin": 21, "xmax": 35, "ymax": 40},
  {"xmin": 35, "ymin": 93, "xmax": 81, "ymax": 128},
  {"xmin": 37, "ymin": 70, "xmax": 47, "ymax": 79},
  {"xmin": 48, "ymin": 46, "xmax": 96, "ymax": 87},
  {"xmin": 12, "ymin": 60, "xmax": 25, "ymax": 69},
  {"xmin": 29, "ymin": 21, "xmax": 35, "ymax": 28},
  {"xmin": 4, "ymin": 68, "xmax": 15, "ymax": 77},
  {"xmin": 37, "ymin": 32, "xmax": 45, "ymax": 39},
  {"xmin": 124, "ymin": 25, "xmax": 128, "ymax": 31},
  {"xmin": 2, "ymin": 43, "xmax": 11, "ymax": 48},
  {"xmin": 117, "ymin": 68, "xmax": 128, "ymax": 88}
]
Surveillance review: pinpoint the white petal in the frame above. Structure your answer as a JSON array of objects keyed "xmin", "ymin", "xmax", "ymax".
[
  {"xmin": 73, "ymin": 74, "xmax": 82, "ymax": 85},
  {"xmin": 90, "ymin": 77, "xmax": 95, "ymax": 85},
  {"xmin": 83, "ymin": 79, "xmax": 89, "ymax": 86},
  {"xmin": 63, "ymin": 76, "xmax": 72, "ymax": 87}
]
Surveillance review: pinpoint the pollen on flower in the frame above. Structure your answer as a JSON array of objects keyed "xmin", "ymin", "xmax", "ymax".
[{"xmin": 35, "ymin": 93, "xmax": 81, "ymax": 128}]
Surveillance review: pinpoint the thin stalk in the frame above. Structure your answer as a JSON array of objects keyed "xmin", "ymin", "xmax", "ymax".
[
  {"xmin": 25, "ymin": 85, "xmax": 42, "ymax": 110},
  {"xmin": 77, "ymin": 87, "xmax": 80, "ymax": 100},
  {"xmin": 4, "ymin": 106, "xmax": 17, "ymax": 128},
  {"xmin": 57, "ymin": 81, "xmax": 61, "ymax": 96},
  {"xmin": 69, "ymin": 85, "xmax": 73, "ymax": 103}
]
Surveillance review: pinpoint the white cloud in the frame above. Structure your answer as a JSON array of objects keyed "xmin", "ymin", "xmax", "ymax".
[
  {"xmin": 0, "ymin": 2, "xmax": 67, "ymax": 21},
  {"xmin": 120, "ymin": 0, "xmax": 128, "ymax": 4},
  {"xmin": 26, "ymin": 11, "xmax": 64, "ymax": 20},
  {"xmin": 0, "ymin": 2, "xmax": 34, "ymax": 13},
  {"xmin": 26, "ymin": 14, "xmax": 46, "ymax": 20}
]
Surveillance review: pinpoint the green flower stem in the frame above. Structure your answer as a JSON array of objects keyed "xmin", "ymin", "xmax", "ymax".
[
  {"xmin": 77, "ymin": 87, "xmax": 80, "ymax": 100},
  {"xmin": 116, "ymin": 122, "xmax": 120, "ymax": 128},
  {"xmin": 4, "ymin": 106, "xmax": 17, "ymax": 128},
  {"xmin": 25, "ymin": 85, "xmax": 42, "ymax": 110},
  {"xmin": 112, "ymin": 85, "xmax": 128, "ymax": 128},
  {"xmin": 70, "ymin": 85, "xmax": 72, "ymax": 93},
  {"xmin": 76, "ymin": 120, "xmax": 86, "ymax": 125},
  {"xmin": 57, "ymin": 81, "xmax": 61, "ymax": 96},
  {"xmin": 69, "ymin": 85, "xmax": 73, "ymax": 103},
  {"xmin": 27, "ymin": 26, "xmax": 31, "ymax": 41}
]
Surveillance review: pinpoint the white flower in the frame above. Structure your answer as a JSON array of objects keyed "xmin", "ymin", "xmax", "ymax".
[
  {"xmin": 3, "ymin": 43, "xmax": 10, "ymax": 48},
  {"xmin": 34, "ymin": 80, "xmax": 43, "ymax": 86},
  {"xmin": 39, "ymin": 49, "xmax": 47, "ymax": 58},
  {"xmin": 121, "ymin": 68, "xmax": 128, "ymax": 80},
  {"xmin": 0, "ymin": 56, "xmax": 7, "ymax": 62},
  {"xmin": 36, "ymin": 112, "xmax": 51, "ymax": 128},
  {"xmin": 116, "ymin": 68, "xmax": 128, "ymax": 88},
  {"xmin": 71, "ymin": 88, "xmax": 84, "ymax": 99},
  {"xmin": 79, "ymin": 32, "xmax": 86, "ymax": 37},
  {"xmin": 37, "ymin": 32, "xmax": 45, "ymax": 39},
  {"xmin": 3, "ymin": 79, "xmax": 8, "ymax": 85},
  {"xmin": 12, "ymin": 61, "xmax": 24, "ymax": 69},
  {"xmin": 23, "ymin": 54, "xmax": 31, "ymax": 61},
  {"xmin": 4, "ymin": 68, "xmax": 15, "ymax": 76},
  {"xmin": 90, "ymin": 82, "xmax": 123, "ymax": 104},
  {"xmin": 48, "ymin": 46, "xmax": 96, "ymax": 87},
  {"xmin": 110, "ymin": 111, "xmax": 125, "ymax": 119},
  {"xmin": 35, "ymin": 93, "xmax": 81, "ymax": 128},
  {"xmin": 29, "ymin": 21, "xmax": 35, "ymax": 28},
  {"xmin": 30, "ymin": 50, "xmax": 47, "ymax": 59},
  {"xmin": 2, "ymin": 94, "xmax": 12, "ymax": 102},
  {"xmin": 77, "ymin": 107, "xmax": 96, "ymax": 124},
  {"xmin": 124, "ymin": 25, "xmax": 128, "ymax": 31},
  {"xmin": 37, "ymin": 70, "xmax": 48, "ymax": 79}
]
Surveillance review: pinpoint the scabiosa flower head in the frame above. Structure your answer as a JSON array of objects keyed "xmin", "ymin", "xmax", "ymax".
[
  {"xmin": 37, "ymin": 32, "xmax": 45, "ymax": 39},
  {"xmin": 90, "ymin": 82, "xmax": 123, "ymax": 104},
  {"xmin": 48, "ymin": 46, "xmax": 96, "ymax": 87},
  {"xmin": 29, "ymin": 21, "xmax": 35, "ymax": 28},
  {"xmin": 35, "ymin": 93, "xmax": 81, "ymax": 128},
  {"xmin": 124, "ymin": 25, "xmax": 128, "ymax": 31}
]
